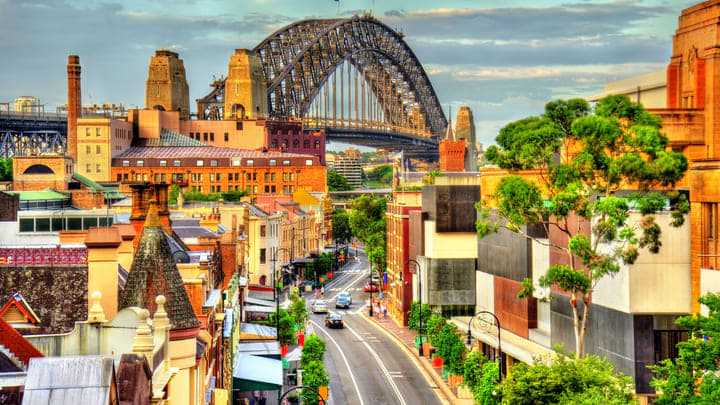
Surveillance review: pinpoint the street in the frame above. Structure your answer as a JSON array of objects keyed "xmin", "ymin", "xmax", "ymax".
[{"xmin": 303, "ymin": 247, "xmax": 445, "ymax": 405}]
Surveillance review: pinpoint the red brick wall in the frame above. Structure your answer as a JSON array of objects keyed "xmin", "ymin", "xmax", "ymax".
[{"xmin": 493, "ymin": 276, "xmax": 537, "ymax": 338}]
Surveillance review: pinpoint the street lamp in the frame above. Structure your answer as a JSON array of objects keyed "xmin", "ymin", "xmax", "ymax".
[
  {"xmin": 278, "ymin": 385, "xmax": 326, "ymax": 405},
  {"xmin": 405, "ymin": 259, "xmax": 423, "ymax": 356},
  {"xmin": 466, "ymin": 311, "xmax": 503, "ymax": 381},
  {"xmin": 271, "ymin": 247, "xmax": 291, "ymax": 342}
]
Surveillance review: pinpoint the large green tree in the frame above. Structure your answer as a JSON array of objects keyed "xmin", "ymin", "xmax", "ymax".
[
  {"xmin": 478, "ymin": 96, "xmax": 688, "ymax": 357},
  {"xmin": 366, "ymin": 164, "xmax": 393, "ymax": 186},
  {"xmin": 332, "ymin": 208, "xmax": 352, "ymax": 244},
  {"xmin": 327, "ymin": 170, "xmax": 353, "ymax": 191},
  {"xmin": 349, "ymin": 195, "xmax": 387, "ymax": 273},
  {"xmin": 650, "ymin": 293, "xmax": 720, "ymax": 404}
]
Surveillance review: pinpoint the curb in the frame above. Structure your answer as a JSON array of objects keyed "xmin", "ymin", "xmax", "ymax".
[{"xmin": 360, "ymin": 313, "xmax": 457, "ymax": 405}]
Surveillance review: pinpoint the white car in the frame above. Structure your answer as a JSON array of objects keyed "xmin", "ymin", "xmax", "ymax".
[{"xmin": 312, "ymin": 300, "xmax": 328, "ymax": 314}]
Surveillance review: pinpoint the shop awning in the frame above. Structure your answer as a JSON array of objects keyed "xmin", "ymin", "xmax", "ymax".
[
  {"xmin": 285, "ymin": 346, "xmax": 302, "ymax": 362},
  {"xmin": 235, "ymin": 341, "xmax": 281, "ymax": 358},
  {"xmin": 244, "ymin": 297, "xmax": 275, "ymax": 307},
  {"xmin": 232, "ymin": 354, "xmax": 282, "ymax": 392},
  {"xmin": 244, "ymin": 305, "xmax": 276, "ymax": 313},
  {"xmin": 240, "ymin": 322, "xmax": 276, "ymax": 340}
]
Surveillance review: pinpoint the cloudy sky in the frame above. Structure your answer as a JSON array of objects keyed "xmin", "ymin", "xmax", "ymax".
[{"xmin": 0, "ymin": 0, "xmax": 697, "ymax": 148}]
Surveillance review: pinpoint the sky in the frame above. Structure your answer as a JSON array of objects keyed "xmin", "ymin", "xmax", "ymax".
[{"xmin": 0, "ymin": 0, "xmax": 698, "ymax": 149}]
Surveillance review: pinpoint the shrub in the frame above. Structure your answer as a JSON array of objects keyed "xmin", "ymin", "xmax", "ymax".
[
  {"xmin": 408, "ymin": 300, "xmax": 432, "ymax": 334},
  {"xmin": 301, "ymin": 335, "xmax": 326, "ymax": 366},
  {"xmin": 301, "ymin": 360, "xmax": 329, "ymax": 405},
  {"xmin": 462, "ymin": 350, "xmax": 488, "ymax": 390},
  {"xmin": 426, "ymin": 314, "xmax": 447, "ymax": 346}
]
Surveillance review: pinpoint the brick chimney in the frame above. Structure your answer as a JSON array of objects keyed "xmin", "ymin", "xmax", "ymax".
[
  {"xmin": 130, "ymin": 183, "xmax": 154, "ymax": 249},
  {"xmin": 67, "ymin": 55, "xmax": 81, "ymax": 165},
  {"xmin": 153, "ymin": 183, "xmax": 172, "ymax": 234}
]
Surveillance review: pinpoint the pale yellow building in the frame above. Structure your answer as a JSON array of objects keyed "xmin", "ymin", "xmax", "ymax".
[
  {"xmin": 76, "ymin": 117, "xmax": 133, "ymax": 182},
  {"xmin": 587, "ymin": 69, "xmax": 667, "ymax": 108}
]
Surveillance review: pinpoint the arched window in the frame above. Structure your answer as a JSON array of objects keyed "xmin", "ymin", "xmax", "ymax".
[
  {"xmin": 23, "ymin": 164, "xmax": 54, "ymax": 175},
  {"xmin": 293, "ymin": 139, "xmax": 299, "ymax": 148},
  {"xmin": 304, "ymin": 140, "xmax": 310, "ymax": 149}
]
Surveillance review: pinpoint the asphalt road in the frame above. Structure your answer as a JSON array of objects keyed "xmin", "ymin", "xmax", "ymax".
[{"xmin": 305, "ymin": 247, "xmax": 445, "ymax": 405}]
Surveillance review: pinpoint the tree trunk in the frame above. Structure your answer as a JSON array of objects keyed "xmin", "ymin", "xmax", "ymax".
[
  {"xmin": 571, "ymin": 296, "xmax": 582, "ymax": 357},
  {"xmin": 578, "ymin": 296, "xmax": 591, "ymax": 358}
]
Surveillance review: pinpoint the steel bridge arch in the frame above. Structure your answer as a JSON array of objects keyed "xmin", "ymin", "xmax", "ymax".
[{"xmin": 253, "ymin": 15, "xmax": 447, "ymax": 136}]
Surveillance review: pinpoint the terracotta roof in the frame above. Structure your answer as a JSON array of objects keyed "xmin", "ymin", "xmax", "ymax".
[
  {"xmin": 84, "ymin": 227, "xmax": 121, "ymax": 247},
  {"xmin": 119, "ymin": 201, "xmax": 200, "ymax": 330},
  {"xmin": 0, "ymin": 317, "xmax": 43, "ymax": 368},
  {"xmin": 113, "ymin": 146, "xmax": 314, "ymax": 159},
  {"xmin": 0, "ymin": 292, "xmax": 40, "ymax": 324}
]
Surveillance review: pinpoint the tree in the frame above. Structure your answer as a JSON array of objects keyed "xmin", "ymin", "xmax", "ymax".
[
  {"xmin": 332, "ymin": 209, "xmax": 352, "ymax": 244},
  {"xmin": 426, "ymin": 314, "xmax": 447, "ymax": 346},
  {"xmin": 289, "ymin": 294, "xmax": 308, "ymax": 331},
  {"xmin": 0, "ymin": 158, "xmax": 12, "ymax": 181},
  {"xmin": 301, "ymin": 334, "xmax": 326, "ymax": 366},
  {"xmin": 650, "ymin": 293, "xmax": 720, "ymax": 404},
  {"xmin": 463, "ymin": 350, "xmax": 489, "ymax": 392},
  {"xmin": 349, "ymin": 195, "xmax": 387, "ymax": 273},
  {"xmin": 474, "ymin": 361, "xmax": 501, "ymax": 405},
  {"xmin": 500, "ymin": 350, "xmax": 634, "ymax": 405},
  {"xmin": 408, "ymin": 300, "xmax": 432, "ymax": 334},
  {"xmin": 477, "ymin": 95, "xmax": 688, "ymax": 357},
  {"xmin": 366, "ymin": 164, "xmax": 393, "ymax": 186},
  {"xmin": 169, "ymin": 185, "xmax": 179, "ymax": 204},
  {"xmin": 269, "ymin": 308, "xmax": 295, "ymax": 346},
  {"xmin": 327, "ymin": 170, "xmax": 353, "ymax": 191}
]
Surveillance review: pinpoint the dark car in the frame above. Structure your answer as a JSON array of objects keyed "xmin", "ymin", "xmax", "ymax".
[
  {"xmin": 325, "ymin": 313, "xmax": 344, "ymax": 328},
  {"xmin": 335, "ymin": 296, "xmax": 351, "ymax": 309},
  {"xmin": 364, "ymin": 281, "xmax": 378, "ymax": 292}
]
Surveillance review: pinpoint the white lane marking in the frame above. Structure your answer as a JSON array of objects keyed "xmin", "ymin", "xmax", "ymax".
[
  {"xmin": 345, "ymin": 323, "xmax": 408, "ymax": 405},
  {"xmin": 310, "ymin": 319, "xmax": 365, "ymax": 405}
]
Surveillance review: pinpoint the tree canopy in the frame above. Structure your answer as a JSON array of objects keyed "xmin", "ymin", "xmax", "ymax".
[
  {"xmin": 349, "ymin": 195, "xmax": 387, "ymax": 273},
  {"xmin": 366, "ymin": 164, "xmax": 393, "ymax": 186},
  {"xmin": 327, "ymin": 170, "xmax": 353, "ymax": 191},
  {"xmin": 332, "ymin": 208, "xmax": 352, "ymax": 244},
  {"xmin": 650, "ymin": 293, "xmax": 720, "ymax": 404},
  {"xmin": 478, "ymin": 95, "xmax": 689, "ymax": 357}
]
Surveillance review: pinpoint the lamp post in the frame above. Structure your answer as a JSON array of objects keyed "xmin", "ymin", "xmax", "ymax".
[
  {"xmin": 405, "ymin": 259, "xmax": 423, "ymax": 356},
  {"xmin": 368, "ymin": 263, "xmax": 374, "ymax": 317},
  {"xmin": 466, "ymin": 311, "xmax": 503, "ymax": 381},
  {"xmin": 278, "ymin": 385, "xmax": 326, "ymax": 405},
  {"xmin": 271, "ymin": 247, "xmax": 291, "ymax": 342}
]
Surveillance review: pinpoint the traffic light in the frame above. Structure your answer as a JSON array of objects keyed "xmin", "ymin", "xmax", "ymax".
[{"xmin": 340, "ymin": 254, "xmax": 345, "ymax": 261}]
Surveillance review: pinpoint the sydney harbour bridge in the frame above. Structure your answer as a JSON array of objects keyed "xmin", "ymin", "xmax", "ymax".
[{"xmin": 1, "ymin": 15, "xmax": 445, "ymax": 157}]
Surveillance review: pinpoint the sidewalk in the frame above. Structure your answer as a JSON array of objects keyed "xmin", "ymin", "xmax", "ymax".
[{"xmin": 362, "ymin": 313, "xmax": 473, "ymax": 405}]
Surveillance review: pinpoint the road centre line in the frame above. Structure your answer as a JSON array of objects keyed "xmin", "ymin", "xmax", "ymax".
[{"xmin": 310, "ymin": 319, "xmax": 365, "ymax": 405}]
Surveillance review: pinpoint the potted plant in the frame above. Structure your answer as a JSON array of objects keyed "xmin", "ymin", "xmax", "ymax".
[{"xmin": 432, "ymin": 353, "xmax": 444, "ymax": 368}]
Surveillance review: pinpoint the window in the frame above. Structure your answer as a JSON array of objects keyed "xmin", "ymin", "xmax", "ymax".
[
  {"xmin": 228, "ymin": 173, "xmax": 233, "ymax": 181},
  {"xmin": 210, "ymin": 186, "xmax": 215, "ymax": 192},
  {"xmin": 265, "ymin": 185, "xmax": 270, "ymax": 193},
  {"xmin": 246, "ymin": 159, "xmax": 254, "ymax": 167},
  {"xmin": 86, "ymin": 164, "xmax": 91, "ymax": 173},
  {"xmin": 188, "ymin": 132, "xmax": 193, "ymax": 139},
  {"xmin": 137, "ymin": 160, "xmax": 144, "ymax": 167},
  {"xmin": 247, "ymin": 173, "xmax": 252, "ymax": 181},
  {"xmin": 36, "ymin": 218, "xmax": 50, "ymax": 232},
  {"xmin": 246, "ymin": 186, "xmax": 251, "ymax": 194},
  {"xmin": 67, "ymin": 217, "xmax": 82, "ymax": 230},
  {"xmin": 283, "ymin": 185, "xmax": 288, "ymax": 194},
  {"xmin": 196, "ymin": 160, "xmax": 204, "ymax": 166},
  {"xmin": 143, "ymin": 173, "xmax": 148, "ymax": 181},
  {"xmin": 96, "ymin": 164, "xmax": 101, "ymax": 173},
  {"xmin": 19, "ymin": 218, "xmax": 34, "ymax": 232},
  {"xmin": 198, "ymin": 174, "xmax": 203, "ymax": 181},
  {"xmin": 217, "ymin": 186, "xmax": 222, "ymax": 192},
  {"xmin": 260, "ymin": 248, "xmax": 266, "ymax": 264},
  {"xmin": 306, "ymin": 159, "xmax": 313, "ymax": 165},
  {"xmin": 269, "ymin": 159, "xmax": 276, "ymax": 166},
  {"xmin": 203, "ymin": 133, "xmax": 208, "ymax": 141},
  {"xmin": 283, "ymin": 173, "xmax": 288, "ymax": 181},
  {"xmin": 96, "ymin": 128, "xmax": 101, "ymax": 137},
  {"xmin": 117, "ymin": 174, "xmax": 122, "ymax": 181},
  {"xmin": 86, "ymin": 128, "xmax": 91, "ymax": 137},
  {"xmin": 232, "ymin": 159, "xmax": 241, "ymax": 166},
  {"xmin": 224, "ymin": 132, "xmax": 229, "ymax": 142},
  {"xmin": 282, "ymin": 139, "xmax": 288, "ymax": 148},
  {"xmin": 260, "ymin": 225, "xmax": 266, "ymax": 237},
  {"xmin": 304, "ymin": 140, "xmax": 310, "ymax": 148},
  {"xmin": 192, "ymin": 173, "xmax": 196, "ymax": 181},
  {"xmin": 136, "ymin": 174, "xmax": 142, "ymax": 181},
  {"xmin": 209, "ymin": 173, "xmax": 215, "ymax": 181},
  {"xmin": 86, "ymin": 145, "xmax": 91, "ymax": 154},
  {"xmin": 293, "ymin": 139, "xmax": 299, "ymax": 148},
  {"xmin": 271, "ymin": 139, "xmax": 278, "ymax": 149},
  {"xmin": 159, "ymin": 160, "xmax": 167, "ymax": 167},
  {"xmin": 315, "ymin": 140, "xmax": 320, "ymax": 149},
  {"xmin": 264, "ymin": 173, "xmax": 270, "ymax": 181},
  {"xmin": 198, "ymin": 186, "xmax": 203, "ymax": 192},
  {"xmin": 283, "ymin": 160, "xmax": 290, "ymax": 166},
  {"xmin": 290, "ymin": 185, "xmax": 294, "ymax": 192},
  {"xmin": 154, "ymin": 174, "xmax": 159, "ymax": 182},
  {"xmin": 271, "ymin": 185, "xmax": 276, "ymax": 193},
  {"xmin": 234, "ymin": 173, "xmax": 239, "ymax": 181},
  {"xmin": 173, "ymin": 160, "xmax": 181, "ymax": 167},
  {"xmin": 271, "ymin": 173, "xmax": 276, "ymax": 181},
  {"xmin": 210, "ymin": 133, "xmax": 214, "ymax": 141},
  {"xmin": 96, "ymin": 145, "xmax": 101, "ymax": 154},
  {"xmin": 290, "ymin": 173, "xmax": 295, "ymax": 181},
  {"xmin": 210, "ymin": 160, "xmax": 218, "ymax": 167},
  {"xmin": 236, "ymin": 121, "xmax": 243, "ymax": 130},
  {"xmin": 52, "ymin": 217, "xmax": 64, "ymax": 231},
  {"xmin": 161, "ymin": 174, "xmax": 166, "ymax": 182},
  {"xmin": 123, "ymin": 173, "xmax": 128, "ymax": 181},
  {"xmin": 253, "ymin": 173, "xmax": 257, "ymax": 181}
]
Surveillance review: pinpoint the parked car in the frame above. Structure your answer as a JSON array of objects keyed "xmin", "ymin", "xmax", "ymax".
[
  {"xmin": 335, "ymin": 296, "xmax": 351, "ymax": 309},
  {"xmin": 312, "ymin": 300, "xmax": 328, "ymax": 314},
  {"xmin": 364, "ymin": 281, "xmax": 378, "ymax": 292},
  {"xmin": 325, "ymin": 313, "xmax": 344, "ymax": 328},
  {"xmin": 337, "ymin": 291, "xmax": 352, "ymax": 305}
]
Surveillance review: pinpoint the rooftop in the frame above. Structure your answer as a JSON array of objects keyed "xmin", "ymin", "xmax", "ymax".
[{"xmin": 114, "ymin": 145, "xmax": 316, "ymax": 160}]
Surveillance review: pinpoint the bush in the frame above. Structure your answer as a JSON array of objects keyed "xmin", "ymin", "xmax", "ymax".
[
  {"xmin": 408, "ymin": 300, "xmax": 432, "ymax": 334},
  {"xmin": 289, "ymin": 294, "xmax": 308, "ymax": 331},
  {"xmin": 462, "ymin": 350, "xmax": 488, "ymax": 390},
  {"xmin": 473, "ymin": 361, "xmax": 501, "ymax": 405},
  {"xmin": 300, "ymin": 360, "xmax": 329, "ymax": 405},
  {"xmin": 301, "ymin": 335, "xmax": 326, "ymax": 366},
  {"xmin": 426, "ymin": 314, "xmax": 447, "ymax": 346},
  {"xmin": 269, "ymin": 309, "xmax": 295, "ymax": 346}
]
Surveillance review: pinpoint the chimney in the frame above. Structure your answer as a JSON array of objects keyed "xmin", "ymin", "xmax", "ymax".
[
  {"xmin": 84, "ymin": 226, "xmax": 122, "ymax": 319},
  {"xmin": 153, "ymin": 183, "xmax": 172, "ymax": 234},
  {"xmin": 130, "ymin": 183, "xmax": 153, "ymax": 249},
  {"xmin": 67, "ymin": 55, "xmax": 81, "ymax": 165}
]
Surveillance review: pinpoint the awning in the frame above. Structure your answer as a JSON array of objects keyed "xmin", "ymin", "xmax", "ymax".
[
  {"xmin": 285, "ymin": 346, "xmax": 302, "ymax": 362},
  {"xmin": 244, "ymin": 297, "xmax": 275, "ymax": 307},
  {"xmin": 235, "ymin": 341, "xmax": 281, "ymax": 358},
  {"xmin": 244, "ymin": 305, "xmax": 276, "ymax": 313},
  {"xmin": 240, "ymin": 322, "xmax": 276, "ymax": 341},
  {"xmin": 233, "ymin": 354, "xmax": 282, "ymax": 392}
]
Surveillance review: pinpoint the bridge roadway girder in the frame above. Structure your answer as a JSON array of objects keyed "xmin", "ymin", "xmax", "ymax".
[{"xmin": 314, "ymin": 126, "xmax": 439, "ymax": 158}]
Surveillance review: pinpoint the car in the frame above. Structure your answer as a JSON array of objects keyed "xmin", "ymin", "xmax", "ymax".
[
  {"xmin": 335, "ymin": 296, "xmax": 350, "ymax": 309},
  {"xmin": 364, "ymin": 281, "xmax": 378, "ymax": 292},
  {"xmin": 312, "ymin": 300, "xmax": 328, "ymax": 314},
  {"xmin": 371, "ymin": 272, "xmax": 380, "ymax": 283},
  {"xmin": 325, "ymin": 313, "xmax": 344, "ymax": 328},
  {"xmin": 337, "ymin": 291, "xmax": 352, "ymax": 305}
]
